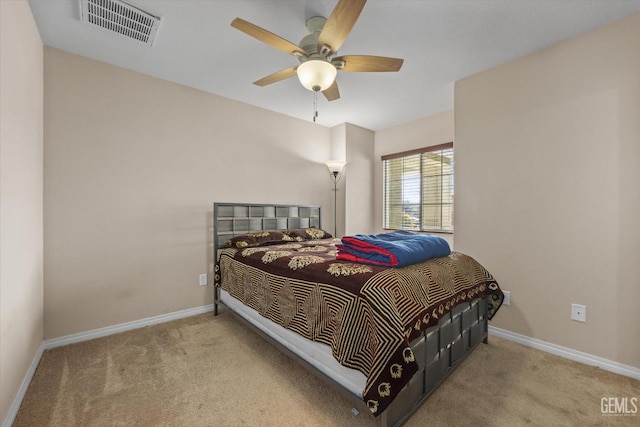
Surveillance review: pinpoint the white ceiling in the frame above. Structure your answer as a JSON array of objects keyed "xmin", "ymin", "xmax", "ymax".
[{"xmin": 28, "ymin": 0, "xmax": 640, "ymax": 131}]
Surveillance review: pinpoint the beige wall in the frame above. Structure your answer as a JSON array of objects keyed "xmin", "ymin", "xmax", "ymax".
[
  {"xmin": 344, "ymin": 124, "xmax": 375, "ymax": 236},
  {"xmin": 44, "ymin": 48, "xmax": 333, "ymax": 339},
  {"xmin": 373, "ymin": 110, "xmax": 454, "ymax": 246},
  {"xmin": 327, "ymin": 123, "xmax": 375, "ymax": 237},
  {"xmin": 329, "ymin": 123, "xmax": 347, "ymax": 237},
  {"xmin": 0, "ymin": 0, "xmax": 44, "ymax": 421},
  {"xmin": 455, "ymin": 14, "xmax": 640, "ymax": 367}
]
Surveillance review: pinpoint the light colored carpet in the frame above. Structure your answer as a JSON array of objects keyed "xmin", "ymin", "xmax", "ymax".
[{"xmin": 14, "ymin": 310, "xmax": 640, "ymax": 426}]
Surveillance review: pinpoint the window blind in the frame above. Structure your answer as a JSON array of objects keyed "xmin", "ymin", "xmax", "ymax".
[{"xmin": 382, "ymin": 143, "xmax": 454, "ymax": 232}]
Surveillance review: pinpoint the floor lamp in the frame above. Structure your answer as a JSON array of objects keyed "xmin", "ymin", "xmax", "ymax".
[{"xmin": 325, "ymin": 160, "xmax": 346, "ymax": 237}]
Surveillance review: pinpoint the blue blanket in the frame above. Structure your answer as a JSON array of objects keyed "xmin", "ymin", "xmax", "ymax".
[{"xmin": 336, "ymin": 230, "xmax": 451, "ymax": 267}]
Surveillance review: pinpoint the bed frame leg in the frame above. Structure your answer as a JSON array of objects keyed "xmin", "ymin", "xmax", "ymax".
[{"xmin": 214, "ymin": 287, "xmax": 219, "ymax": 316}]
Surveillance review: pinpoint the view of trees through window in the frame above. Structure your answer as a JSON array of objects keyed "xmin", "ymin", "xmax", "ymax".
[{"xmin": 382, "ymin": 143, "xmax": 454, "ymax": 232}]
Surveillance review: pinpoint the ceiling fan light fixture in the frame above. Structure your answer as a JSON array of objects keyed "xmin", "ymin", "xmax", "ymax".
[{"xmin": 296, "ymin": 59, "xmax": 337, "ymax": 92}]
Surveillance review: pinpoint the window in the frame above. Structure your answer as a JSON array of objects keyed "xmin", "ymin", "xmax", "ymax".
[{"xmin": 382, "ymin": 143, "xmax": 454, "ymax": 232}]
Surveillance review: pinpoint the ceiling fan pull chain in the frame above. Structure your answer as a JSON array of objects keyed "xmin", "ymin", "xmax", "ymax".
[{"xmin": 313, "ymin": 90, "xmax": 318, "ymax": 122}]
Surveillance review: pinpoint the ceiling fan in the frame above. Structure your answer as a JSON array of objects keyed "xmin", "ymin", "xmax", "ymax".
[{"xmin": 231, "ymin": 0, "xmax": 404, "ymax": 102}]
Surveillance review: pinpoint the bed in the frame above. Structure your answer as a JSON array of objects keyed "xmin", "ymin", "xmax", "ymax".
[{"xmin": 213, "ymin": 202, "xmax": 503, "ymax": 426}]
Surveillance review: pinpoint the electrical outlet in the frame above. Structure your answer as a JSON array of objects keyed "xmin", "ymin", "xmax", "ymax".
[
  {"xmin": 199, "ymin": 273, "xmax": 207, "ymax": 286},
  {"xmin": 502, "ymin": 291, "xmax": 511, "ymax": 306},
  {"xmin": 571, "ymin": 304, "xmax": 586, "ymax": 322}
]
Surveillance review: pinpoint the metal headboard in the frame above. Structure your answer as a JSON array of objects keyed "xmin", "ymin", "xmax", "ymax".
[
  {"xmin": 212, "ymin": 202, "xmax": 321, "ymax": 315},
  {"xmin": 212, "ymin": 202, "xmax": 321, "ymax": 250}
]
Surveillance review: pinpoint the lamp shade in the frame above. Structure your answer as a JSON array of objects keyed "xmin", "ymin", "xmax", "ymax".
[
  {"xmin": 297, "ymin": 60, "xmax": 337, "ymax": 92},
  {"xmin": 325, "ymin": 160, "xmax": 346, "ymax": 174}
]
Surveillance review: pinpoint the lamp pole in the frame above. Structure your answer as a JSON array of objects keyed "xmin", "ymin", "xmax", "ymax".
[
  {"xmin": 331, "ymin": 171, "xmax": 339, "ymax": 237},
  {"xmin": 325, "ymin": 161, "xmax": 346, "ymax": 238}
]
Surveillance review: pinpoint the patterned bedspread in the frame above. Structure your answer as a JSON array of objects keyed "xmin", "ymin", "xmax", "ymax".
[{"xmin": 214, "ymin": 237, "xmax": 503, "ymax": 416}]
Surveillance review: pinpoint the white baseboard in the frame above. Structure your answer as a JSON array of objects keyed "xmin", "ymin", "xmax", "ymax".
[
  {"xmin": 2, "ymin": 344, "xmax": 45, "ymax": 427},
  {"xmin": 489, "ymin": 326, "xmax": 640, "ymax": 380},
  {"xmin": 2, "ymin": 304, "xmax": 214, "ymax": 427},
  {"xmin": 44, "ymin": 304, "xmax": 215, "ymax": 349}
]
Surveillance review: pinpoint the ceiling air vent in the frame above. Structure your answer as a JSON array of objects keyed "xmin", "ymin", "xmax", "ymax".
[{"xmin": 80, "ymin": 0, "xmax": 161, "ymax": 46}]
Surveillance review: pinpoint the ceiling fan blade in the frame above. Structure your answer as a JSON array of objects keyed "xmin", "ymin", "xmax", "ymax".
[
  {"xmin": 333, "ymin": 55, "xmax": 404, "ymax": 72},
  {"xmin": 322, "ymin": 81, "xmax": 340, "ymax": 101},
  {"xmin": 317, "ymin": 0, "xmax": 367, "ymax": 54},
  {"xmin": 231, "ymin": 18, "xmax": 307, "ymax": 57},
  {"xmin": 253, "ymin": 66, "xmax": 298, "ymax": 86}
]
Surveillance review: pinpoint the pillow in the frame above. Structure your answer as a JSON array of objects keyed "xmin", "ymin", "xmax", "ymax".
[
  {"xmin": 225, "ymin": 231, "xmax": 294, "ymax": 248},
  {"xmin": 284, "ymin": 227, "xmax": 333, "ymax": 241}
]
